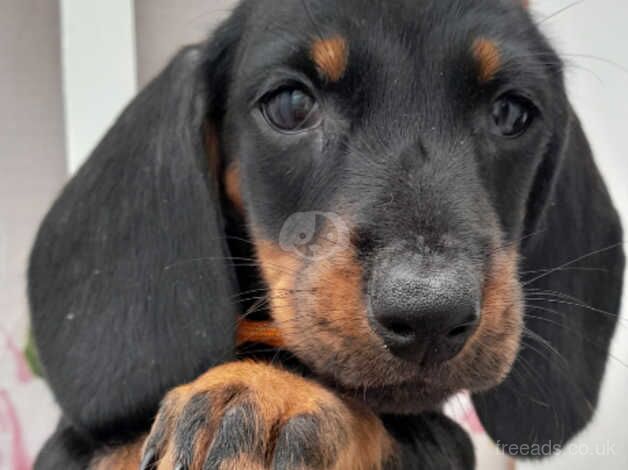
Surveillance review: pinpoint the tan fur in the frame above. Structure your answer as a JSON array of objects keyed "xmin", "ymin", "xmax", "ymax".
[
  {"xmin": 152, "ymin": 361, "xmax": 393, "ymax": 470},
  {"xmin": 204, "ymin": 122, "xmax": 244, "ymax": 213},
  {"xmin": 224, "ymin": 163, "xmax": 244, "ymax": 212},
  {"xmin": 333, "ymin": 402, "xmax": 396, "ymax": 470},
  {"xmin": 218, "ymin": 455, "xmax": 266, "ymax": 470},
  {"xmin": 450, "ymin": 246, "xmax": 523, "ymax": 389},
  {"xmin": 311, "ymin": 36, "xmax": 349, "ymax": 82},
  {"xmin": 253, "ymin": 225, "xmax": 380, "ymax": 355},
  {"xmin": 237, "ymin": 319, "xmax": 285, "ymax": 348},
  {"xmin": 309, "ymin": 245, "xmax": 370, "ymax": 343},
  {"xmin": 476, "ymin": 246, "xmax": 523, "ymax": 379},
  {"xmin": 254, "ymin": 239, "xmax": 302, "ymax": 336},
  {"xmin": 472, "ymin": 38, "xmax": 502, "ymax": 82}
]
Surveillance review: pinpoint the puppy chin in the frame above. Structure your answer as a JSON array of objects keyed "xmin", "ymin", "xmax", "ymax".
[
  {"xmin": 313, "ymin": 339, "xmax": 521, "ymax": 414},
  {"xmin": 335, "ymin": 368, "xmax": 514, "ymax": 414},
  {"xmin": 331, "ymin": 378, "xmax": 456, "ymax": 414}
]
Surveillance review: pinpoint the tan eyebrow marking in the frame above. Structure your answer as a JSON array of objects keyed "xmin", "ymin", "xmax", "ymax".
[
  {"xmin": 472, "ymin": 38, "xmax": 502, "ymax": 83},
  {"xmin": 311, "ymin": 36, "xmax": 349, "ymax": 82}
]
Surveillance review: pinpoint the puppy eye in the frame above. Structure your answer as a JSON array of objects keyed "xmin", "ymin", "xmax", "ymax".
[
  {"xmin": 261, "ymin": 87, "xmax": 321, "ymax": 132},
  {"xmin": 491, "ymin": 94, "xmax": 536, "ymax": 138}
]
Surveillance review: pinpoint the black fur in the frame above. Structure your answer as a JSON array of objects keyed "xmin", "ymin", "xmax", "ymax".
[
  {"xmin": 383, "ymin": 413, "xmax": 476, "ymax": 470},
  {"xmin": 29, "ymin": 44, "xmax": 239, "ymax": 444},
  {"xmin": 271, "ymin": 414, "xmax": 334, "ymax": 470},
  {"xmin": 30, "ymin": 0, "xmax": 623, "ymax": 468},
  {"xmin": 472, "ymin": 112, "xmax": 625, "ymax": 452},
  {"xmin": 204, "ymin": 402, "xmax": 262, "ymax": 467},
  {"xmin": 35, "ymin": 419, "xmax": 93, "ymax": 470}
]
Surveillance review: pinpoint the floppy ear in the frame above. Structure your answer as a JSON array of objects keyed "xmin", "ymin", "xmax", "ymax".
[
  {"xmin": 28, "ymin": 18, "xmax": 243, "ymax": 442},
  {"xmin": 473, "ymin": 106, "xmax": 625, "ymax": 455}
]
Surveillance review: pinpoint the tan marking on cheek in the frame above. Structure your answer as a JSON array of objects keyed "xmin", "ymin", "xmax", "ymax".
[
  {"xmin": 311, "ymin": 36, "xmax": 349, "ymax": 82},
  {"xmin": 457, "ymin": 246, "xmax": 522, "ymax": 384},
  {"xmin": 482, "ymin": 247, "xmax": 521, "ymax": 321},
  {"xmin": 224, "ymin": 163, "xmax": 244, "ymax": 212},
  {"xmin": 308, "ymin": 246, "xmax": 369, "ymax": 341},
  {"xmin": 472, "ymin": 38, "xmax": 502, "ymax": 83},
  {"xmin": 255, "ymin": 239, "xmax": 300, "ymax": 299},
  {"xmin": 243, "ymin": 221, "xmax": 372, "ymax": 352},
  {"xmin": 251, "ymin": 239, "xmax": 301, "ymax": 337}
]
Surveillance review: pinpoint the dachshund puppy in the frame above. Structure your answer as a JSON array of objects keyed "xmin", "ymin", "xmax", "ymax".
[{"xmin": 29, "ymin": 0, "xmax": 624, "ymax": 469}]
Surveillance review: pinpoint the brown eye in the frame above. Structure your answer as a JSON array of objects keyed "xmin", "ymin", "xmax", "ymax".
[
  {"xmin": 262, "ymin": 88, "xmax": 321, "ymax": 132},
  {"xmin": 491, "ymin": 94, "xmax": 536, "ymax": 137}
]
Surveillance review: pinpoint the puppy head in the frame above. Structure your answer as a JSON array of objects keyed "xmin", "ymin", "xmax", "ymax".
[
  {"xmin": 212, "ymin": 0, "xmax": 571, "ymax": 412},
  {"xmin": 30, "ymin": 0, "xmax": 622, "ymax": 451}
]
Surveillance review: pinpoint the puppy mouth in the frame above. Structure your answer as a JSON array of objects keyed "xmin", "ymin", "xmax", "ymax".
[
  {"xmin": 238, "ymin": 299, "xmax": 522, "ymax": 413},
  {"xmin": 316, "ymin": 310, "xmax": 521, "ymax": 414},
  {"xmin": 236, "ymin": 321, "xmax": 459, "ymax": 411}
]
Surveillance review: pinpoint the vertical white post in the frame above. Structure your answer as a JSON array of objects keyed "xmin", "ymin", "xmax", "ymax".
[{"xmin": 60, "ymin": 0, "xmax": 138, "ymax": 174}]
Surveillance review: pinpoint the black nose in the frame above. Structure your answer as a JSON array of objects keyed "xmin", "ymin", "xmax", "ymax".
[{"xmin": 370, "ymin": 261, "xmax": 480, "ymax": 364}]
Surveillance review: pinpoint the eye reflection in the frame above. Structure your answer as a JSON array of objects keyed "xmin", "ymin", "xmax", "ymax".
[
  {"xmin": 261, "ymin": 87, "xmax": 321, "ymax": 132},
  {"xmin": 491, "ymin": 94, "xmax": 536, "ymax": 137}
]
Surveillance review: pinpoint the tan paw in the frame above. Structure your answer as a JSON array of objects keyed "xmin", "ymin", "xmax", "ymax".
[{"xmin": 140, "ymin": 361, "xmax": 394, "ymax": 470}]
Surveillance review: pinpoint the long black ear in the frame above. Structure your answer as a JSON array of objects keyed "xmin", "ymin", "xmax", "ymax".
[
  {"xmin": 473, "ymin": 108, "xmax": 625, "ymax": 456},
  {"xmin": 28, "ymin": 18, "xmax": 243, "ymax": 443}
]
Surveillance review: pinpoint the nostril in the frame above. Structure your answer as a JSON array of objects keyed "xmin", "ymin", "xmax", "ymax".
[
  {"xmin": 389, "ymin": 323, "xmax": 414, "ymax": 338},
  {"xmin": 445, "ymin": 316, "xmax": 478, "ymax": 341},
  {"xmin": 447, "ymin": 324, "xmax": 472, "ymax": 338},
  {"xmin": 381, "ymin": 319, "xmax": 415, "ymax": 338}
]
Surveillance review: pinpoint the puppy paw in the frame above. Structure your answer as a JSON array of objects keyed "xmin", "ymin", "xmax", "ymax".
[{"xmin": 139, "ymin": 361, "xmax": 393, "ymax": 470}]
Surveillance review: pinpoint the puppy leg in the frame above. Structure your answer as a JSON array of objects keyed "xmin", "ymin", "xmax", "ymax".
[
  {"xmin": 139, "ymin": 361, "xmax": 394, "ymax": 470},
  {"xmin": 85, "ymin": 372, "xmax": 476, "ymax": 470}
]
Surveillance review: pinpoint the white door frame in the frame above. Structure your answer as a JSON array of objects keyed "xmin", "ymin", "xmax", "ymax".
[{"xmin": 60, "ymin": 0, "xmax": 138, "ymax": 173}]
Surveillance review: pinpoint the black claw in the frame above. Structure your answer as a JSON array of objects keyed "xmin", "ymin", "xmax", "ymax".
[{"xmin": 139, "ymin": 447, "xmax": 156, "ymax": 470}]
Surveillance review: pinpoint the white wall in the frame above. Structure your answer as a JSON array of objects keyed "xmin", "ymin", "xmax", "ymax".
[
  {"xmin": 521, "ymin": 1, "xmax": 628, "ymax": 468},
  {"xmin": 0, "ymin": 1, "xmax": 67, "ymax": 465},
  {"xmin": 60, "ymin": 0, "xmax": 137, "ymax": 173},
  {"xmin": 134, "ymin": 0, "xmax": 236, "ymax": 86}
]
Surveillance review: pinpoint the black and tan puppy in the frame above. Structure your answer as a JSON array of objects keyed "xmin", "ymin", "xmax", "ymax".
[{"xmin": 29, "ymin": 0, "xmax": 624, "ymax": 469}]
